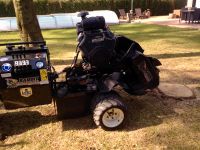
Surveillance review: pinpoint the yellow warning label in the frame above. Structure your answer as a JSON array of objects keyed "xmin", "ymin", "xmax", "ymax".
[{"xmin": 40, "ymin": 69, "xmax": 48, "ymax": 81}]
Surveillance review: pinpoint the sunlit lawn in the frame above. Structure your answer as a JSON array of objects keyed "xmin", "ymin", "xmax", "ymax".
[
  {"xmin": 51, "ymin": 24, "xmax": 200, "ymax": 85},
  {"xmin": 0, "ymin": 24, "xmax": 200, "ymax": 149},
  {"xmin": 1, "ymin": 24, "xmax": 200, "ymax": 84},
  {"xmin": 1, "ymin": 24, "xmax": 200, "ymax": 61}
]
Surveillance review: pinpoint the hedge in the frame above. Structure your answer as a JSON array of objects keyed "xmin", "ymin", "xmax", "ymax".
[{"xmin": 0, "ymin": 0, "xmax": 187, "ymax": 17}]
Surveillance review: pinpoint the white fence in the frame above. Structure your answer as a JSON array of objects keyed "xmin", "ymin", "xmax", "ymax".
[
  {"xmin": 0, "ymin": 10, "xmax": 119, "ymax": 31},
  {"xmin": 196, "ymin": 0, "xmax": 200, "ymax": 8}
]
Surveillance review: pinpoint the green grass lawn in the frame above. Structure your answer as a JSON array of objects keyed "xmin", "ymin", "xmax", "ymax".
[
  {"xmin": 1, "ymin": 24, "xmax": 200, "ymax": 60},
  {"xmin": 1, "ymin": 24, "xmax": 200, "ymax": 84},
  {"xmin": 0, "ymin": 24, "xmax": 200, "ymax": 149}
]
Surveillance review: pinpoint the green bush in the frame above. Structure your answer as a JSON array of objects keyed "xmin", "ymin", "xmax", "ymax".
[
  {"xmin": 0, "ymin": 0, "xmax": 15, "ymax": 17},
  {"xmin": 0, "ymin": 0, "xmax": 187, "ymax": 17}
]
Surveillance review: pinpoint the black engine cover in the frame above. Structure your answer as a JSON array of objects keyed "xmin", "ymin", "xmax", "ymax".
[{"xmin": 79, "ymin": 30, "xmax": 116, "ymax": 69}]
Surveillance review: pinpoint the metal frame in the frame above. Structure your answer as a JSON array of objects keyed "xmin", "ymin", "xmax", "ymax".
[{"xmin": 0, "ymin": 41, "xmax": 46, "ymax": 47}]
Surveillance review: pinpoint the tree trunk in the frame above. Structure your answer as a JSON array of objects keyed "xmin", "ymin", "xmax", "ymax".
[
  {"xmin": 171, "ymin": 0, "xmax": 175, "ymax": 10},
  {"xmin": 13, "ymin": 0, "xmax": 44, "ymax": 43}
]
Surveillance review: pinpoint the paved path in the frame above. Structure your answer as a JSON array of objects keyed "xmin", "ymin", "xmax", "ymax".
[
  {"xmin": 131, "ymin": 16, "xmax": 200, "ymax": 29},
  {"xmin": 158, "ymin": 83, "xmax": 195, "ymax": 99}
]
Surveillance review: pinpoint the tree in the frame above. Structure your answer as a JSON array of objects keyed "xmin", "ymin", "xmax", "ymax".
[
  {"xmin": 13, "ymin": 0, "xmax": 44, "ymax": 43},
  {"xmin": 171, "ymin": 0, "xmax": 175, "ymax": 9}
]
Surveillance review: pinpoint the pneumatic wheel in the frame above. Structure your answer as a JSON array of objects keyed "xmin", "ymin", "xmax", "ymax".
[{"xmin": 93, "ymin": 93, "xmax": 127, "ymax": 130}]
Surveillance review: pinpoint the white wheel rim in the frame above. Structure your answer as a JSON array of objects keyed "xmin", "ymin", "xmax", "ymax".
[{"xmin": 102, "ymin": 108, "xmax": 124, "ymax": 128}]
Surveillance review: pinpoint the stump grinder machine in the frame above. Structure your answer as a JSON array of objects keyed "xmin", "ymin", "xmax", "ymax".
[{"xmin": 0, "ymin": 12, "xmax": 161, "ymax": 130}]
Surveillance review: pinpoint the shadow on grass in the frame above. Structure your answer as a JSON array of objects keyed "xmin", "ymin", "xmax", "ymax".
[
  {"xmin": 150, "ymin": 51, "xmax": 200, "ymax": 59},
  {"xmin": 50, "ymin": 51, "xmax": 200, "ymax": 66},
  {"xmin": 121, "ymin": 93, "xmax": 176, "ymax": 131},
  {"xmin": 0, "ymin": 111, "xmax": 56, "ymax": 137},
  {"xmin": 52, "ymin": 51, "xmax": 200, "ymax": 64},
  {"xmin": 0, "ymin": 110, "xmax": 95, "ymax": 141},
  {"xmin": 0, "ymin": 141, "xmax": 29, "ymax": 148},
  {"xmin": 61, "ymin": 115, "xmax": 96, "ymax": 131},
  {"xmin": 0, "ymin": 93, "xmax": 175, "ymax": 137},
  {"xmin": 51, "ymin": 59, "xmax": 74, "ymax": 65}
]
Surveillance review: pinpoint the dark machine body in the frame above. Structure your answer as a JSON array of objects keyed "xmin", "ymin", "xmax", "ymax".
[
  {"xmin": 0, "ymin": 12, "xmax": 161, "ymax": 130},
  {"xmin": 0, "ymin": 42, "xmax": 52, "ymax": 109}
]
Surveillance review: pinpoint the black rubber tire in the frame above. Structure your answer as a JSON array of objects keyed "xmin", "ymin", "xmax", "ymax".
[
  {"xmin": 93, "ymin": 92, "xmax": 127, "ymax": 130},
  {"xmin": 91, "ymin": 91, "xmax": 122, "ymax": 111}
]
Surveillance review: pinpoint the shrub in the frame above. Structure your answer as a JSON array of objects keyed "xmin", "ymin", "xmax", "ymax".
[{"xmin": 0, "ymin": 0, "xmax": 187, "ymax": 17}]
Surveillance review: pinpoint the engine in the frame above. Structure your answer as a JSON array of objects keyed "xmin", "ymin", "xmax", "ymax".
[
  {"xmin": 76, "ymin": 12, "xmax": 161, "ymax": 94},
  {"xmin": 76, "ymin": 12, "xmax": 116, "ymax": 70}
]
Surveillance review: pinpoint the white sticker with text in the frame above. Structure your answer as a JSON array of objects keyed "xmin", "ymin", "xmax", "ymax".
[{"xmin": 14, "ymin": 60, "xmax": 30, "ymax": 66}]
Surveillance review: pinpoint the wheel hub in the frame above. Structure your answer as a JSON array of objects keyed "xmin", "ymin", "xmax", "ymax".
[{"xmin": 102, "ymin": 108, "xmax": 124, "ymax": 128}]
